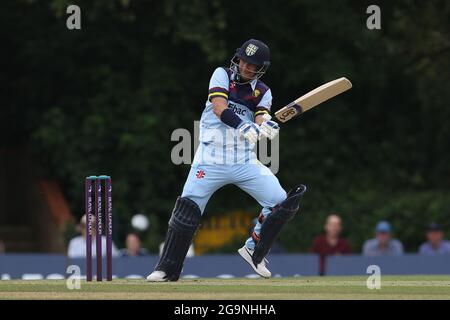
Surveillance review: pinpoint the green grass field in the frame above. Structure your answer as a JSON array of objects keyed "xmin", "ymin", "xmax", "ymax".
[{"xmin": 1, "ymin": 276, "xmax": 450, "ymax": 300}]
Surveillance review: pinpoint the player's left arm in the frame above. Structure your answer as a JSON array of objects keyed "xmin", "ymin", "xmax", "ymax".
[
  {"xmin": 255, "ymin": 89, "xmax": 280, "ymax": 140},
  {"xmin": 254, "ymin": 89, "xmax": 272, "ymax": 124},
  {"xmin": 254, "ymin": 113, "xmax": 267, "ymax": 125}
]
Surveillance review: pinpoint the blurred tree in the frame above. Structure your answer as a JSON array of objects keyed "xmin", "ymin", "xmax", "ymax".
[{"xmin": 1, "ymin": 0, "xmax": 449, "ymax": 251}]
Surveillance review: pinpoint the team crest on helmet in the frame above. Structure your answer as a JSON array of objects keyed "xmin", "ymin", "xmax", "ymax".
[
  {"xmin": 245, "ymin": 44, "xmax": 259, "ymax": 56},
  {"xmin": 253, "ymin": 89, "xmax": 261, "ymax": 97}
]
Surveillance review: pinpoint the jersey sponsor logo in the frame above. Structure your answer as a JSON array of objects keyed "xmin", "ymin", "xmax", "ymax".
[
  {"xmin": 196, "ymin": 170, "xmax": 205, "ymax": 179},
  {"xmin": 228, "ymin": 103, "xmax": 247, "ymax": 116},
  {"xmin": 245, "ymin": 44, "xmax": 259, "ymax": 56}
]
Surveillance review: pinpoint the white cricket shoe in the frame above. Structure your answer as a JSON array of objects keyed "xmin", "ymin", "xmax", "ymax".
[
  {"xmin": 146, "ymin": 270, "xmax": 168, "ymax": 282},
  {"xmin": 238, "ymin": 246, "xmax": 271, "ymax": 278}
]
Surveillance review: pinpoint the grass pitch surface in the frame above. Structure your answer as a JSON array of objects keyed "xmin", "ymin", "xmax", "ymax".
[{"xmin": 1, "ymin": 276, "xmax": 450, "ymax": 300}]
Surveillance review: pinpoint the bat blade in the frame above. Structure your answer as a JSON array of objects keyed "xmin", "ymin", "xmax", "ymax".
[{"xmin": 274, "ymin": 77, "xmax": 352, "ymax": 123}]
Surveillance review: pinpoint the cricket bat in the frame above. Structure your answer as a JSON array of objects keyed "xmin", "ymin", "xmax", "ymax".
[{"xmin": 274, "ymin": 77, "xmax": 352, "ymax": 123}]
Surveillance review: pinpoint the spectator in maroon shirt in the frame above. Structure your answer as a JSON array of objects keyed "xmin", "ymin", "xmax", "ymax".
[{"xmin": 311, "ymin": 214, "xmax": 352, "ymax": 275}]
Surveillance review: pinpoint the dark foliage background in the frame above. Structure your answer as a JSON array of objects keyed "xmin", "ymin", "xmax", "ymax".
[{"xmin": 2, "ymin": 0, "xmax": 449, "ymax": 252}]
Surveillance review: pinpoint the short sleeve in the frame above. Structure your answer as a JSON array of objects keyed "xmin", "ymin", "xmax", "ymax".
[
  {"xmin": 111, "ymin": 242, "xmax": 120, "ymax": 257},
  {"xmin": 311, "ymin": 236, "xmax": 321, "ymax": 253},
  {"xmin": 257, "ymin": 89, "xmax": 272, "ymax": 110},
  {"xmin": 362, "ymin": 240, "xmax": 370, "ymax": 256},
  {"xmin": 342, "ymin": 239, "xmax": 352, "ymax": 253},
  {"xmin": 395, "ymin": 240, "xmax": 404, "ymax": 254},
  {"xmin": 208, "ymin": 67, "xmax": 229, "ymax": 101},
  {"xmin": 254, "ymin": 89, "xmax": 272, "ymax": 117},
  {"xmin": 418, "ymin": 243, "xmax": 426, "ymax": 254}
]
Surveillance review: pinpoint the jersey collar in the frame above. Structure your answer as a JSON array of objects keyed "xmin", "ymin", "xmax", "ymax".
[{"xmin": 250, "ymin": 78, "xmax": 257, "ymax": 90}]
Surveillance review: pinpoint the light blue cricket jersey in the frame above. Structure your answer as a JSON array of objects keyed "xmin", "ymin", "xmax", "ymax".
[{"xmin": 194, "ymin": 67, "xmax": 272, "ymax": 165}]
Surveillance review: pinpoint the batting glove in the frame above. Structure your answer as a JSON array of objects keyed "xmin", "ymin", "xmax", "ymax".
[
  {"xmin": 238, "ymin": 121, "xmax": 260, "ymax": 144},
  {"xmin": 259, "ymin": 114, "xmax": 280, "ymax": 140}
]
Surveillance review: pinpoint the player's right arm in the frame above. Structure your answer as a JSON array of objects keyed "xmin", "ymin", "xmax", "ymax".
[
  {"xmin": 211, "ymin": 96, "xmax": 228, "ymax": 118},
  {"xmin": 208, "ymin": 67, "xmax": 230, "ymax": 118}
]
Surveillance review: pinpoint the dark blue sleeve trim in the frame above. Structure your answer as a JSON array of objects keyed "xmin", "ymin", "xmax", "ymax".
[{"xmin": 220, "ymin": 108, "xmax": 243, "ymax": 129}]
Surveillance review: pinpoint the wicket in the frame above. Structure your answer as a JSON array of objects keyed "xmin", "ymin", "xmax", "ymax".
[{"xmin": 85, "ymin": 175, "xmax": 113, "ymax": 281}]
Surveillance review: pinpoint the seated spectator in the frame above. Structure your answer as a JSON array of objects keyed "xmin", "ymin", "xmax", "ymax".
[
  {"xmin": 418, "ymin": 222, "xmax": 450, "ymax": 255},
  {"xmin": 67, "ymin": 214, "xmax": 119, "ymax": 258},
  {"xmin": 363, "ymin": 221, "xmax": 403, "ymax": 256},
  {"xmin": 311, "ymin": 214, "xmax": 352, "ymax": 275},
  {"xmin": 120, "ymin": 233, "xmax": 148, "ymax": 257}
]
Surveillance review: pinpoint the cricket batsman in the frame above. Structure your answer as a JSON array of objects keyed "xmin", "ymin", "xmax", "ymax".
[{"xmin": 147, "ymin": 39, "xmax": 306, "ymax": 281}]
